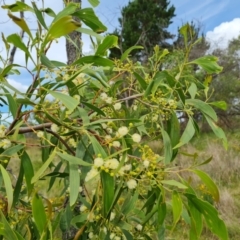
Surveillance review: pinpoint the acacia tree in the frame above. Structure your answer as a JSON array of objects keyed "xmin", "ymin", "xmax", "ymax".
[
  {"xmin": 0, "ymin": 1, "xmax": 229, "ymax": 240},
  {"xmin": 109, "ymin": 0, "xmax": 175, "ymax": 60}
]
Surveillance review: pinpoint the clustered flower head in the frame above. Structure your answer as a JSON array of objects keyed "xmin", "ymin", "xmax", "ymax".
[
  {"xmin": 94, "ymin": 157, "xmax": 104, "ymax": 168},
  {"xmin": 100, "ymin": 92, "xmax": 113, "ymax": 104},
  {"xmin": 37, "ymin": 131, "xmax": 44, "ymax": 138},
  {"xmin": 85, "ymin": 168, "xmax": 99, "ymax": 182},
  {"xmin": 132, "ymin": 133, "xmax": 141, "ymax": 143},
  {"xmin": 116, "ymin": 126, "xmax": 128, "ymax": 138},
  {"xmin": 104, "ymin": 158, "xmax": 119, "ymax": 170},
  {"xmin": 126, "ymin": 179, "xmax": 137, "ymax": 189},
  {"xmin": 113, "ymin": 102, "xmax": 121, "ymax": 110},
  {"xmin": 0, "ymin": 139, "xmax": 11, "ymax": 149},
  {"xmin": 51, "ymin": 123, "xmax": 59, "ymax": 133},
  {"xmin": 0, "ymin": 125, "xmax": 6, "ymax": 138}
]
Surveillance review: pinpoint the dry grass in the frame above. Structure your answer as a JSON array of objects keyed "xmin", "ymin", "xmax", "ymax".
[{"xmin": 149, "ymin": 132, "xmax": 240, "ymax": 239}]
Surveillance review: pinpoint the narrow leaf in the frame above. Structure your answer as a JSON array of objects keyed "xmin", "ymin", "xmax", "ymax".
[
  {"xmin": 8, "ymin": 12, "xmax": 33, "ymax": 39},
  {"xmin": 31, "ymin": 149, "xmax": 56, "ymax": 183},
  {"xmin": 121, "ymin": 46, "xmax": 144, "ymax": 62},
  {"xmin": 96, "ymin": 35, "xmax": 118, "ymax": 56},
  {"xmin": 174, "ymin": 118, "xmax": 195, "ymax": 149},
  {"xmin": 192, "ymin": 169, "xmax": 219, "ymax": 202},
  {"xmin": 19, "ymin": 151, "xmax": 34, "ymax": 195},
  {"xmin": 69, "ymin": 164, "xmax": 80, "ymax": 206},
  {"xmin": 190, "ymin": 56, "xmax": 223, "ymax": 74},
  {"xmin": 133, "ymin": 72, "xmax": 147, "ymax": 90},
  {"xmin": 57, "ymin": 152, "xmax": 92, "ymax": 166},
  {"xmin": 186, "ymin": 99, "xmax": 217, "ymax": 121},
  {"xmin": 186, "ymin": 194, "xmax": 228, "ymax": 240},
  {"xmin": 88, "ymin": 0, "xmax": 100, "ymax": 7},
  {"xmin": 32, "ymin": 193, "xmax": 47, "ymax": 234},
  {"xmin": 172, "ymin": 191, "xmax": 182, "ymax": 228},
  {"xmin": 101, "ymin": 171, "xmax": 115, "ymax": 217},
  {"xmin": 162, "ymin": 129, "xmax": 172, "ymax": 164},
  {"xmin": 73, "ymin": 8, "xmax": 107, "ymax": 33},
  {"xmin": 73, "ymin": 56, "xmax": 114, "ymax": 67},
  {"xmin": 161, "ymin": 180, "xmax": 187, "ymax": 189},
  {"xmin": 48, "ymin": 90, "xmax": 78, "ymax": 112},
  {"xmin": 0, "ymin": 165, "xmax": 13, "ymax": 212}
]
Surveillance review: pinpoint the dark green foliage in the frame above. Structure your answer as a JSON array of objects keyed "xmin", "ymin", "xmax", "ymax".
[{"xmin": 109, "ymin": 0, "xmax": 175, "ymax": 60}]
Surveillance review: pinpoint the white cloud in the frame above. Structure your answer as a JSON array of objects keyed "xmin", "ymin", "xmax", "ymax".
[
  {"xmin": 7, "ymin": 79, "xmax": 29, "ymax": 93},
  {"xmin": 206, "ymin": 18, "xmax": 240, "ymax": 50}
]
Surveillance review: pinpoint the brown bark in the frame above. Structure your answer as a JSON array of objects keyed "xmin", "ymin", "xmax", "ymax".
[{"xmin": 66, "ymin": 0, "xmax": 82, "ymax": 64}]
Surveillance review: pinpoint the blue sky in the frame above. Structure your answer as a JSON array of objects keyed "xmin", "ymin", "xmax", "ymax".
[{"xmin": 1, "ymin": 0, "xmax": 240, "ymax": 119}]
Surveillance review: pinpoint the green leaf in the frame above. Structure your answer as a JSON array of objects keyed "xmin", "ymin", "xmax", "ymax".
[
  {"xmin": 101, "ymin": 171, "xmax": 115, "ymax": 217},
  {"xmin": 76, "ymin": 27, "xmax": 103, "ymax": 40},
  {"xmin": 88, "ymin": 0, "xmax": 100, "ymax": 7},
  {"xmin": 189, "ymin": 56, "xmax": 223, "ymax": 74},
  {"xmin": 179, "ymin": 24, "xmax": 189, "ymax": 48},
  {"xmin": 7, "ymin": 12, "xmax": 33, "ymax": 39},
  {"xmin": 133, "ymin": 72, "xmax": 147, "ymax": 90},
  {"xmin": 13, "ymin": 163, "xmax": 23, "ymax": 207},
  {"xmin": 2, "ymin": 2, "xmax": 33, "ymax": 12},
  {"xmin": 174, "ymin": 118, "xmax": 195, "ymax": 149},
  {"xmin": 6, "ymin": 34, "xmax": 33, "ymax": 63},
  {"xmin": 31, "ymin": 149, "xmax": 56, "ymax": 184},
  {"xmin": 158, "ymin": 195, "xmax": 166, "ymax": 226},
  {"xmin": 81, "ymin": 101, "xmax": 106, "ymax": 116},
  {"xmin": 69, "ymin": 164, "xmax": 80, "ymax": 206},
  {"xmin": 96, "ymin": 35, "xmax": 118, "ymax": 56},
  {"xmin": 1, "ymin": 33, "xmax": 10, "ymax": 50},
  {"xmin": 186, "ymin": 194, "xmax": 228, "ymax": 240},
  {"xmin": 121, "ymin": 46, "xmax": 144, "ymax": 62},
  {"xmin": 57, "ymin": 152, "xmax": 92, "ymax": 166},
  {"xmin": 161, "ymin": 180, "xmax": 188, "ymax": 189},
  {"xmin": 186, "ymin": 99, "xmax": 217, "ymax": 121},
  {"xmin": 45, "ymin": 16, "xmax": 81, "ymax": 43},
  {"xmin": 88, "ymin": 135, "xmax": 107, "ymax": 158},
  {"xmin": 73, "ymin": 8, "xmax": 107, "ymax": 33},
  {"xmin": 2, "ymin": 87, "xmax": 18, "ymax": 118},
  {"xmin": 60, "ymin": 204, "xmax": 72, "ymax": 232},
  {"xmin": 167, "ymin": 112, "xmax": 180, "ymax": 161},
  {"xmin": 82, "ymin": 69, "xmax": 110, "ymax": 88},
  {"xmin": 205, "ymin": 115, "xmax": 228, "ymax": 149},
  {"xmin": 161, "ymin": 129, "xmax": 172, "ymax": 164},
  {"xmin": 32, "ymin": 193, "xmax": 47, "ymax": 235},
  {"xmin": 192, "ymin": 169, "xmax": 219, "ymax": 202},
  {"xmin": 188, "ymin": 83, "xmax": 197, "ymax": 99},
  {"xmin": 31, "ymin": 2, "xmax": 48, "ymax": 29},
  {"xmin": 42, "ymin": 7, "xmax": 56, "ymax": 17},
  {"xmin": 188, "ymin": 200, "xmax": 203, "ymax": 240},
  {"xmin": 121, "ymin": 191, "xmax": 138, "ymax": 215},
  {"xmin": 0, "ymin": 165, "xmax": 13, "ymax": 213},
  {"xmin": 0, "ymin": 144, "xmax": 24, "ymax": 160},
  {"xmin": 48, "ymin": 90, "xmax": 78, "ymax": 112},
  {"xmin": 53, "ymin": 3, "xmax": 78, "ymax": 22},
  {"xmin": 210, "ymin": 101, "xmax": 227, "ymax": 111},
  {"xmin": 171, "ymin": 191, "xmax": 182, "ymax": 229},
  {"xmin": 40, "ymin": 54, "xmax": 57, "ymax": 68},
  {"xmin": 20, "ymin": 151, "xmax": 34, "ymax": 195},
  {"xmin": 77, "ymin": 107, "xmax": 89, "ymax": 125},
  {"xmin": 73, "ymin": 56, "xmax": 114, "ymax": 67},
  {"xmin": 0, "ymin": 211, "xmax": 19, "ymax": 240}
]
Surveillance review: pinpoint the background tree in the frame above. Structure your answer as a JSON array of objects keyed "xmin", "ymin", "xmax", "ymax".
[
  {"xmin": 208, "ymin": 36, "xmax": 240, "ymax": 128},
  {"xmin": 65, "ymin": 0, "xmax": 82, "ymax": 64},
  {"xmin": 109, "ymin": 0, "xmax": 175, "ymax": 60}
]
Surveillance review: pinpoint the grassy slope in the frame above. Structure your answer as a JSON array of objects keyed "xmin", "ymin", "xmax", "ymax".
[{"xmin": 150, "ymin": 131, "xmax": 240, "ymax": 239}]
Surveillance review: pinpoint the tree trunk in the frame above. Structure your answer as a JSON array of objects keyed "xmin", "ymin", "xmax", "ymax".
[{"xmin": 66, "ymin": 0, "xmax": 82, "ymax": 65}]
